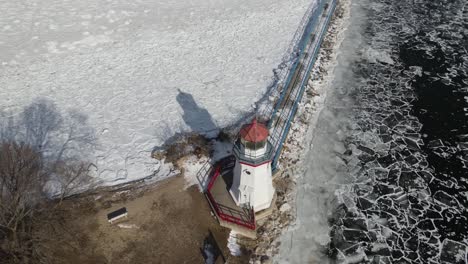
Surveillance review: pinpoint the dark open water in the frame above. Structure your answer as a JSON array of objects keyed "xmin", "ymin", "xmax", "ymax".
[{"xmin": 328, "ymin": 0, "xmax": 468, "ymax": 263}]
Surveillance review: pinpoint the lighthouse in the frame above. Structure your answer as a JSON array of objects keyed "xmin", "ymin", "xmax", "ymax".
[{"xmin": 229, "ymin": 119, "xmax": 275, "ymax": 212}]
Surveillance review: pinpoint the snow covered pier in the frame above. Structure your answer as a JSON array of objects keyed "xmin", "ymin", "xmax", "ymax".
[
  {"xmin": 265, "ymin": 0, "xmax": 338, "ymax": 172},
  {"xmin": 198, "ymin": 0, "xmax": 338, "ymax": 238}
]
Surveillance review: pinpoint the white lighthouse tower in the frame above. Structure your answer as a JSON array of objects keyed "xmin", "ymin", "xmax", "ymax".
[{"xmin": 229, "ymin": 119, "xmax": 275, "ymax": 212}]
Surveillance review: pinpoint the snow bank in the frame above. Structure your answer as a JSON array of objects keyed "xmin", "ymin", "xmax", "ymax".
[
  {"xmin": 227, "ymin": 231, "xmax": 242, "ymax": 257},
  {"xmin": 0, "ymin": 0, "xmax": 311, "ymax": 185}
]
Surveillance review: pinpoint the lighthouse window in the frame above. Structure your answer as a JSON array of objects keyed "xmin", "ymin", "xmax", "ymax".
[{"xmin": 244, "ymin": 140, "xmax": 266, "ymax": 150}]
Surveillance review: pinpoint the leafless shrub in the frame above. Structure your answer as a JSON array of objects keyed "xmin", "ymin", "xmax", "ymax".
[
  {"xmin": 163, "ymin": 133, "xmax": 211, "ymax": 166},
  {"xmin": 0, "ymin": 98, "xmax": 97, "ymax": 263},
  {"xmin": 0, "ymin": 142, "xmax": 46, "ymax": 263}
]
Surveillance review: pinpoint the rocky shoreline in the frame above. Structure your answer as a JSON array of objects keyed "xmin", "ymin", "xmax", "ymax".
[{"xmin": 240, "ymin": 0, "xmax": 352, "ymax": 262}]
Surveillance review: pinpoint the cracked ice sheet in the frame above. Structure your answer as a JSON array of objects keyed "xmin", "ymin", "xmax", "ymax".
[{"xmin": 0, "ymin": 0, "xmax": 313, "ymax": 185}]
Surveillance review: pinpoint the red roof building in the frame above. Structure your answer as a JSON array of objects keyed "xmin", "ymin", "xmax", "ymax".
[{"xmin": 239, "ymin": 119, "xmax": 269, "ymax": 143}]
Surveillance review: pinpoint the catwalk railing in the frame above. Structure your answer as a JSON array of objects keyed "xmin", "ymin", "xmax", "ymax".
[{"xmin": 268, "ymin": 0, "xmax": 338, "ymax": 171}]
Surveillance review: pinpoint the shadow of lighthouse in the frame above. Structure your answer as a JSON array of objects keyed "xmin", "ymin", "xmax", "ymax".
[{"xmin": 176, "ymin": 90, "xmax": 218, "ymax": 137}]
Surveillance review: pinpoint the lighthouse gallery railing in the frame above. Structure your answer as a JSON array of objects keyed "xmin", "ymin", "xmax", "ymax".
[{"xmin": 204, "ymin": 159, "xmax": 256, "ymax": 230}]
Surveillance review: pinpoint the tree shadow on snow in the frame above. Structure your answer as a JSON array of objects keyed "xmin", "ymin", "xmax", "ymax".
[{"xmin": 0, "ymin": 98, "xmax": 97, "ymax": 195}]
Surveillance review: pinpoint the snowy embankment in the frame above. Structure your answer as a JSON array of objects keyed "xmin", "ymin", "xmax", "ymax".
[
  {"xmin": 271, "ymin": 0, "xmax": 352, "ymax": 262},
  {"xmin": 244, "ymin": 1, "xmax": 351, "ymax": 262},
  {"xmin": 0, "ymin": 0, "xmax": 311, "ymax": 186}
]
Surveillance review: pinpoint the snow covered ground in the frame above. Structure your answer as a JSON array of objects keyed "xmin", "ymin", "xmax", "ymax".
[{"xmin": 0, "ymin": 0, "xmax": 311, "ymax": 185}]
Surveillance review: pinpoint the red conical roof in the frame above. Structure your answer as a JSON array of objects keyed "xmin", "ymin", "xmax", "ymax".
[{"xmin": 239, "ymin": 119, "xmax": 269, "ymax": 143}]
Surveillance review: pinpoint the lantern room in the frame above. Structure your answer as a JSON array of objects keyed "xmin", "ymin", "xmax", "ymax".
[{"xmin": 233, "ymin": 119, "xmax": 273, "ymax": 164}]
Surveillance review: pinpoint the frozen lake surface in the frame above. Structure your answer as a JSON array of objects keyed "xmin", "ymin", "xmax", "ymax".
[{"xmin": 0, "ymin": 0, "xmax": 312, "ymax": 185}]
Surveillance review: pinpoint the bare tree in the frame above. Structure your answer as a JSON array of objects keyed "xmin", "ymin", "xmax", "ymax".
[
  {"xmin": 0, "ymin": 142, "xmax": 45, "ymax": 263},
  {"xmin": 0, "ymin": 99, "xmax": 97, "ymax": 263}
]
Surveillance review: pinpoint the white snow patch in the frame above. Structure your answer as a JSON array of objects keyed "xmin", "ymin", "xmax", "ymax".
[
  {"xmin": 227, "ymin": 231, "xmax": 242, "ymax": 257},
  {"xmin": 279, "ymin": 203, "xmax": 292, "ymax": 212},
  {"xmin": 117, "ymin": 223, "xmax": 139, "ymax": 229},
  {"xmin": 181, "ymin": 155, "xmax": 208, "ymax": 190},
  {"xmin": 364, "ymin": 47, "xmax": 394, "ymax": 65}
]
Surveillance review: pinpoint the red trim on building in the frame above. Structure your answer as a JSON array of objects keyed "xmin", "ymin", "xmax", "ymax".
[
  {"xmin": 239, "ymin": 160, "xmax": 271, "ymax": 168},
  {"xmin": 205, "ymin": 164, "xmax": 256, "ymax": 230}
]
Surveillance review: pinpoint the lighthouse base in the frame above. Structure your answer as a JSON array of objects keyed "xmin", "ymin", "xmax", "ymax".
[
  {"xmin": 206, "ymin": 161, "xmax": 278, "ymax": 238},
  {"xmin": 207, "ymin": 193, "xmax": 277, "ymax": 239},
  {"xmin": 202, "ymin": 155, "xmax": 281, "ymax": 238},
  {"xmin": 254, "ymin": 192, "xmax": 277, "ymax": 221}
]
